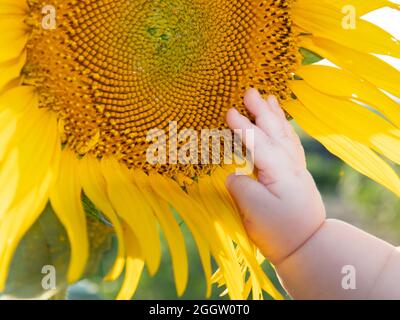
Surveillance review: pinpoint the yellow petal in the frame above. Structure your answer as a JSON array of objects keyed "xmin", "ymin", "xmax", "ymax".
[
  {"xmin": 0, "ymin": 88, "xmax": 53, "ymax": 218},
  {"xmin": 0, "ymin": 0, "xmax": 28, "ymax": 15},
  {"xmin": 297, "ymin": 65, "xmax": 400, "ymax": 128},
  {"xmin": 185, "ymin": 180, "xmax": 245, "ymax": 299},
  {"xmin": 101, "ymin": 158, "xmax": 161, "ymax": 276},
  {"xmin": 133, "ymin": 170, "xmax": 189, "ymax": 297},
  {"xmin": 0, "ymin": 102, "xmax": 60, "ymax": 290},
  {"xmin": 50, "ymin": 149, "xmax": 89, "ymax": 284},
  {"xmin": 294, "ymin": 3, "xmax": 400, "ymax": 58},
  {"xmin": 0, "ymin": 86, "xmax": 38, "ymax": 161},
  {"xmin": 0, "ymin": 51, "xmax": 26, "ymax": 93},
  {"xmin": 0, "ymin": 17, "xmax": 28, "ymax": 63},
  {"xmin": 147, "ymin": 173, "xmax": 215, "ymax": 298},
  {"xmin": 79, "ymin": 155, "xmax": 126, "ymax": 281},
  {"xmin": 300, "ymin": 36, "xmax": 400, "ymax": 98},
  {"xmin": 290, "ymin": 81, "xmax": 400, "ymax": 166},
  {"xmin": 297, "ymin": 0, "xmax": 399, "ymax": 16},
  {"xmin": 211, "ymin": 168, "xmax": 283, "ymax": 300},
  {"xmin": 116, "ymin": 224, "xmax": 145, "ymax": 300},
  {"xmin": 192, "ymin": 169, "xmax": 282, "ymax": 300},
  {"xmin": 285, "ymin": 99, "xmax": 400, "ymax": 196}
]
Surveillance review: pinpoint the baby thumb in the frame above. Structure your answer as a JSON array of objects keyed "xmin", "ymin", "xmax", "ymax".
[
  {"xmin": 226, "ymin": 174, "xmax": 271, "ymax": 219},
  {"xmin": 226, "ymin": 174, "xmax": 282, "ymax": 261}
]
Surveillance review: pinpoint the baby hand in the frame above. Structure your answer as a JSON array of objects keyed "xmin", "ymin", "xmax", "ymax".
[
  {"xmin": 227, "ymin": 91, "xmax": 400, "ymax": 300},
  {"xmin": 226, "ymin": 89, "xmax": 326, "ymax": 265}
]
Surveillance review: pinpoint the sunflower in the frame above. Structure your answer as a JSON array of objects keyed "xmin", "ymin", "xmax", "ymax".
[{"xmin": 1, "ymin": 0, "xmax": 400, "ymax": 300}]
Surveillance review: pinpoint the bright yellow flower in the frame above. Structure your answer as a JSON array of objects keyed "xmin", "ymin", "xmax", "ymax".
[{"xmin": 1, "ymin": 0, "xmax": 400, "ymax": 300}]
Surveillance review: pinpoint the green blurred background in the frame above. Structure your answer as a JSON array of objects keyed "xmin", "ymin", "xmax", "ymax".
[{"xmin": 64, "ymin": 123, "xmax": 400, "ymax": 300}]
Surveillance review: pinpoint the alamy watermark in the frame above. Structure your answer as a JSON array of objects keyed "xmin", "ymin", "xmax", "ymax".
[
  {"xmin": 41, "ymin": 265, "xmax": 56, "ymax": 291},
  {"xmin": 342, "ymin": 5, "xmax": 357, "ymax": 30},
  {"xmin": 40, "ymin": 4, "xmax": 357, "ymax": 31},
  {"xmin": 41, "ymin": 5, "xmax": 57, "ymax": 30},
  {"xmin": 341, "ymin": 265, "xmax": 357, "ymax": 290},
  {"xmin": 146, "ymin": 121, "xmax": 255, "ymax": 175}
]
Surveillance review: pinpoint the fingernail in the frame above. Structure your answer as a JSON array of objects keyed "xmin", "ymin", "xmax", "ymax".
[
  {"xmin": 247, "ymin": 87, "xmax": 259, "ymax": 96},
  {"xmin": 267, "ymin": 95, "xmax": 280, "ymax": 110},
  {"xmin": 227, "ymin": 108, "xmax": 239, "ymax": 120},
  {"xmin": 253, "ymin": 90, "xmax": 264, "ymax": 102}
]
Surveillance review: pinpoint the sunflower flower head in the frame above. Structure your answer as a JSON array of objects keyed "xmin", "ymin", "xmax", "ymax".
[
  {"xmin": 23, "ymin": 0, "xmax": 299, "ymax": 180},
  {"xmin": 1, "ymin": 0, "xmax": 400, "ymax": 300}
]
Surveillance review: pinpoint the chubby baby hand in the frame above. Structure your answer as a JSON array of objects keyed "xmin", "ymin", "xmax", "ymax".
[{"xmin": 226, "ymin": 89, "xmax": 326, "ymax": 265}]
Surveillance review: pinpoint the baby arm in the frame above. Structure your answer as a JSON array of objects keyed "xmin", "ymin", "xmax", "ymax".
[{"xmin": 226, "ymin": 89, "xmax": 400, "ymax": 300}]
